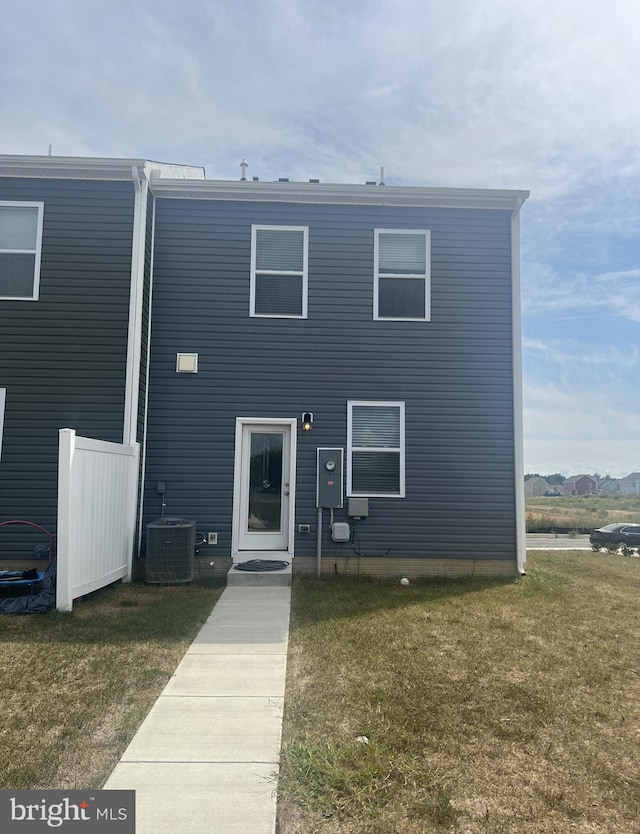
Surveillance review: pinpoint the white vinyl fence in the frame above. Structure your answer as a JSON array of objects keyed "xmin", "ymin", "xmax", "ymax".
[{"xmin": 57, "ymin": 429, "xmax": 140, "ymax": 611}]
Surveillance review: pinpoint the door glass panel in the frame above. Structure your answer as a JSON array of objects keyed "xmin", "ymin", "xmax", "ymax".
[{"xmin": 247, "ymin": 432, "xmax": 283, "ymax": 532}]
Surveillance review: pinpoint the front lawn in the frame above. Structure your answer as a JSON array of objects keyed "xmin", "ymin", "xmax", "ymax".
[
  {"xmin": 278, "ymin": 551, "xmax": 640, "ymax": 833},
  {"xmin": 0, "ymin": 579, "xmax": 224, "ymax": 789}
]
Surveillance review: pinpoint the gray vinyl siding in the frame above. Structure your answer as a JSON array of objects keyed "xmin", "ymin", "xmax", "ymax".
[
  {"xmin": 0, "ymin": 178, "xmax": 134, "ymax": 556},
  {"xmin": 144, "ymin": 198, "xmax": 516, "ymax": 562}
]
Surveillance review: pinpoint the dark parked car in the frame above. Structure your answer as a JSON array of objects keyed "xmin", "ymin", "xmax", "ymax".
[{"xmin": 589, "ymin": 523, "xmax": 640, "ymax": 549}]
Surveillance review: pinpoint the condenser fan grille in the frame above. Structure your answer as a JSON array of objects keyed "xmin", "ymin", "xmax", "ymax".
[{"xmin": 145, "ymin": 519, "xmax": 196, "ymax": 584}]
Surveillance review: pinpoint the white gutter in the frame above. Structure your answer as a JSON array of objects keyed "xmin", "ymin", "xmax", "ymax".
[
  {"xmin": 0, "ymin": 155, "xmax": 205, "ymax": 181},
  {"xmin": 137, "ymin": 194, "xmax": 157, "ymax": 555},
  {"xmin": 123, "ymin": 166, "xmax": 148, "ymax": 446},
  {"xmin": 511, "ymin": 197, "xmax": 527, "ymax": 575},
  {"xmin": 150, "ymin": 178, "xmax": 530, "ymax": 211}
]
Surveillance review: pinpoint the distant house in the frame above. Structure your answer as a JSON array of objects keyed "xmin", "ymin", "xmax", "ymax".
[
  {"xmin": 618, "ymin": 473, "xmax": 640, "ymax": 495},
  {"xmin": 524, "ymin": 476, "xmax": 549, "ymax": 497},
  {"xmin": 598, "ymin": 479, "xmax": 620, "ymax": 495},
  {"xmin": 562, "ymin": 475, "xmax": 597, "ymax": 496}
]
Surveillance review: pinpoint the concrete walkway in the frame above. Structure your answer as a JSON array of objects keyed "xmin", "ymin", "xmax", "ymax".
[
  {"xmin": 104, "ymin": 584, "xmax": 291, "ymax": 833},
  {"xmin": 526, "ymin": 533, "xmax": 592, "ymax": 549}
]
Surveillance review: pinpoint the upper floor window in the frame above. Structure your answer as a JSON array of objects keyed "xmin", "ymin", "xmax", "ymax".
[
  {"xmin": 347, "ymin": 400, "xmax": 405, "ymax": 498},
  {"xmin": 374, "ymin": 229, "xmax": 430, "ymax": 321},
  {"xmin": 0, "ymin": 202, "xmax": 44, "ymax": 301},
  {"xmin": 250, "ymin": 225, "xmax": 308, "ymax": 318}
]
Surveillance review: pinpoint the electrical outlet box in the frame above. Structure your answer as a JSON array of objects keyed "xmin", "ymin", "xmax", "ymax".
[
  {"xmin": 298, "ymin": 524, "xmax": 311, "ymax": 534},
  {"xmin": 331, "ymin": 522, "xmax": 351, "ymax": 542},
  {"xmin": 207, "ymin": 532, "xmax": 218, "ymax": 545}
]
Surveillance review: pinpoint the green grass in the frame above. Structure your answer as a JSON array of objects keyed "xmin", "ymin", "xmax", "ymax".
[
  {"xmin": 278, "ymin": 552, "xmax": 640, "ymax": 833},
  {"xmin": 2, "ymin": 553, "xmax": 639, "ymax": 832},
  {"xmin": 0, "ymin": 578, "xmax": 224, "ymax": 790}
]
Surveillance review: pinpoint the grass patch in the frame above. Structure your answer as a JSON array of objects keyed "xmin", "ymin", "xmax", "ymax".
[
  {"xmin": 278, "ymin": 551, "xmax": 640, "ymax": 833},
  {"xmin": 526, "ymin": 494, "xmax": 640, "ymax": 531},
  {"xmin": 0, "ymin": 578, "xmax": 224, "ymax": 789}
]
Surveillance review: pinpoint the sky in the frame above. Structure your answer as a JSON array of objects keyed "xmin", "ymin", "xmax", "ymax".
[{"xmin": 1, "ymin": 0, "xmax": 638, "ymax": 478}]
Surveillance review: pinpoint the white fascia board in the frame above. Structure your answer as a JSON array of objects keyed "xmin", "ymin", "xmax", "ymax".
[
  {"xmin": 151, "ymin": 178, "xmax": 530, "ymax": 210},
  {"xmin": 0, "ymin": 155, "xmax": 204, "ymax": 181}
]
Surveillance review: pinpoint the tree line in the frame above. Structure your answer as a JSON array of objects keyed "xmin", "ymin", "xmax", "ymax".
[{"xmin": 524, "ymin": 473, "xmax": 615, "ymax": 484}]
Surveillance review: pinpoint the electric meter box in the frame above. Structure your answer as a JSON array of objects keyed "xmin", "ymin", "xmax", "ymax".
[{"xmin": 316, "ymin": 448, "xmax": 344, "ymax": 508}]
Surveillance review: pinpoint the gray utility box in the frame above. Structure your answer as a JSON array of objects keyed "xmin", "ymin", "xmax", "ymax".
[
  {"xmin": 348, "ymin": 497, "xmax": 369, "ymax": 518},
  {"xmin": 316, "ymin": 448, "xmax": 344, "ymax": 508}
]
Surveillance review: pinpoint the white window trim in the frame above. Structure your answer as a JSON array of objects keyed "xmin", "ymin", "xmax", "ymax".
[
  {"xmin": 0, "ymin": 388, "xmax": 5, "ymax": 461},
  {"xmin": 373, "ymin": 228, "xmax": 431, "ymax": 321},
  {"xmin": 0, "ymin": 201, "xmax": 44, "ymax": 301},
  {"xmin": 347, "ymin": 400, "xmax": 405, "ymax": 498},
  {"xmin": 250, "ymin": 224, "xmax": 309, "ymax": 319}
]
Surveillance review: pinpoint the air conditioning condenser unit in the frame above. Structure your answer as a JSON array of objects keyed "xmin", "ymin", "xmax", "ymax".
[{"xmin": 145, "ymin": 518, "xmax": 196, "ymax": 585}]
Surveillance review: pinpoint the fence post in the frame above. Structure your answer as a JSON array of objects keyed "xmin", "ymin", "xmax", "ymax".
[{"xmin": 56, "ymin": 428, "xmax": 75, "ymax": 612}]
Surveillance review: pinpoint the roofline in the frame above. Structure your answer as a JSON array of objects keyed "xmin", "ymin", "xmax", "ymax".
[
  {"xmin": 0, "ymin": 155, "xmax": 205, "ymax": 181},
  {"xmin": 0, "ymin": 155, "xmax": 529, "ymax": 207},
  {"xmin": 149, "ymin": 178, "xmax": 530, "ymax": 210}
]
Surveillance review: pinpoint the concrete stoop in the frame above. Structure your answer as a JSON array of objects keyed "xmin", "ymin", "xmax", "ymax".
[{"xmin": 227, "ymin": 561, "xmax": 292, "ymax": 586}]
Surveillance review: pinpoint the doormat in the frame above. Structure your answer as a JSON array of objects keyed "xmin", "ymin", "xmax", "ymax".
[{"xmin": 234, "ymin": 560, "xmax": 290, "ymax": 572}]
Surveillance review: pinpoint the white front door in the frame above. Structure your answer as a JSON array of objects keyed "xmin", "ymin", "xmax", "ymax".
[{"xmin": 233, "ymin": 419, "xmax": 296, "ymax": 556}]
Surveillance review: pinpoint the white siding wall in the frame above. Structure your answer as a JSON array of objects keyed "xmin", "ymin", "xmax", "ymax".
[{"xmin": 57, "ymin": 429, "xmax": 139, "ymax": 611}]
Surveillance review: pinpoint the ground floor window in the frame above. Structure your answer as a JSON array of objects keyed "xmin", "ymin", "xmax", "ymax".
[{"xmin": 347, "ymin": 400, "xmax": 405, "ymax": 497}]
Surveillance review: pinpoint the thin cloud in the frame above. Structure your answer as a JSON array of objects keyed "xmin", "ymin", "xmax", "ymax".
[
  {"xmin": 523, "ymin": 338, "xmax": 639, "ymax": 370},
  {"xmin": 524, "ymin": 382, "xmax": 640, "ymax": 439},
  {"xmin": 523, "ymin": 267, "xmax": 640, "ymax": 322}
]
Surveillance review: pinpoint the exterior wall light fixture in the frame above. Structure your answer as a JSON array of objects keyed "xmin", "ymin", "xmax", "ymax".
[{"xmin": 302, "ymin": 412, "xmax": 314, "ymax": 431}]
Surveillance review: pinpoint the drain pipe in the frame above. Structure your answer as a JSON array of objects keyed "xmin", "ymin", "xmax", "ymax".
[
  {"xmin": 123, "ymin": 165, "xmax": 147, "ymax": 447},
  {"xmin": 316, "ymin": 507, "xmax": 323, "ymax": 577}
]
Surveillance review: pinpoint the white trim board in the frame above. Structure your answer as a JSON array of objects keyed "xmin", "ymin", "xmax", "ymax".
[
  {"xmin": 511, "ymin": 201, "xmax": 527, "ymax": 575},
  {"xmin": 0, "ymin": 388, "xmax": 5, "ymax": 461}
]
